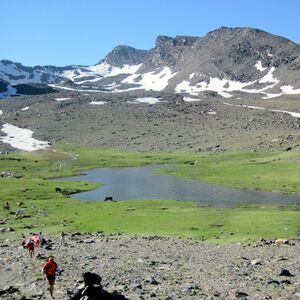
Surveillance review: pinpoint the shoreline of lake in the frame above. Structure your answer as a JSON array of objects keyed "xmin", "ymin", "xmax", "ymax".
[{"xmin": 56, "ymin": 164, "xmax": 300, "ymax": 208}]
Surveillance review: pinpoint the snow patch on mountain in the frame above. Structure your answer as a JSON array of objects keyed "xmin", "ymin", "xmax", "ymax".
[
  {"xmin": 0, "ymin": 124, "xmax": 49, "ymax": 151},
  {"xmin": 89, "ymin": 101, "xmax": 106, "ymax": 105},
  {"xmin": 63, "ymin": 62, "xmax": 142, "ymax": 84},
  {"xmin": 280, "ymin": 85, "xmax": 300, "ymax": 94},
  {"xmin": 55, "ymin": 97, "xmax": 71, "ymax": 101},
  {"xmin": 121, "ymin": 67, "xmax": 177, "ymax": 91},
  {"xmin": 183, "ymin": 97, "xmax": 201, "ymax": 102},
  {"xmin": 21, "ymin": 107, "xmax": 30, "ymax": 111},
  {"xmin": 223, "ymin": 102, "xmax": 300, "ymax": 118},
  {"xmin": 49, "ymin": 85, "xmax": 102, "ymax": 93},
  {"xmin": 255, "ymin": 61, "xmax": 267, "ymax": 72},
  {"xmin": 261, "ymin": 93, "xmax": 282, "ymax": 99},
  {"xmin": 259, "ymin": 67, "xmax": 279, "ymax": 84},
  {"xmin": 135, "ymin": 97, "xmax": 160, "ymax": 104},
  {"xmin": 270, "ymin": 109, "xmax": 300, "ymax": 118},
  {"xmin": 174, "ymin": 66, "xmax": 296, "ymax": 98},
  {"xmin": 175, "ymin": 77, "xmax": 255, "ymax": 98},
  {"xmin": 0, "ymin": 110, "xmax": 3, "ymax": 116}
]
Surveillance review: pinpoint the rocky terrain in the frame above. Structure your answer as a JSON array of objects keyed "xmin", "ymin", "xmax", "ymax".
[
  {"xmin": 0, "ymin": 234, "xmax": 299, "ymax": 299},
  {"xmin": 0, "ymin": 90, "xmax": 299, "ymax": 153}
]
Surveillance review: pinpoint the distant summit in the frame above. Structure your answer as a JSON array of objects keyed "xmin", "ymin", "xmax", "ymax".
[{"xmin": 101, "ymin": 45, "xmax": 148, "ymax": 67}]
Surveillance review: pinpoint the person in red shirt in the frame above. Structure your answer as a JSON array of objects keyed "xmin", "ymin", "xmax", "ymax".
[
  {"xmin": 22, "ymin": 239, "xmax": 35, "ymax": 258},
  {"xmin": 41, "ymin": 256, "xmax": 61, "ymax": 298}
]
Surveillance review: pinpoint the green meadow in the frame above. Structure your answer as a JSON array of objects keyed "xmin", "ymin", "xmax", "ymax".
[{"xmin": 0, "ymin": 144, "xmax": 299, "ymax": 242}]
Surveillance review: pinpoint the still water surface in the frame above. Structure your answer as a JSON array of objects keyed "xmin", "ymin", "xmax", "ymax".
[{"xmin": 58, "ymin": 165, "xmax": 300, "ymax": 208}]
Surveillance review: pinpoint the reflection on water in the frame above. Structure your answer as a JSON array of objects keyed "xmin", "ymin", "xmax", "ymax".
[{"xmin": 57, "ymin": 165, "xmax": 300, "ymax": 208}]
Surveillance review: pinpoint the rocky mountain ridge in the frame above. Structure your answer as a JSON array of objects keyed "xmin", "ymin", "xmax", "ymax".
[{"xmin": 1, "ymin": 27, "xmax": 300, "ymax": 99}]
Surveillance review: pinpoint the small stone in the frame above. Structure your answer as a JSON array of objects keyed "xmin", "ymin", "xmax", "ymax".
[
  {"xmin": 250, "ymin": 259, "xmax": 261, "ymax": 265},
  {"xmin": 279, "ymin": 269, "xmax": 294, "ymax": 277},
  {"xmin": 275, "ymin": 239, "xmax": 289, "ymax": 245},
  {"xmin": 280, "ymin": 280, "xmax": 292, "ymax": 285},
  {"xmin": 235, "ymin": 291, "xmax": 249, "ymax": 298},
  {"xmin": 267, "ymin": 280, "xmax": 280, "ymax": 285}
]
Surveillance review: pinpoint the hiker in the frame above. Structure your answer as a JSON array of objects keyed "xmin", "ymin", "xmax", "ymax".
[
  {"xmin": 60, "ymin": 230, "xmax": 65, "ymax": 245},
  {"xmin": 31, "ymin": 234, "xmax": 41, "ymax": 247},
  {"xmin": 41, "ymin": 256, "xmax": 61, "ymax": 298},
  {"xmin": 3, "ymin": 201, "xmax": 10, "ymax": 217},
  {"xmin": 22, "ymin": 238, "xmax": 35, "ymax": 258},
  {"xmin": 39, "ymin": 232, "xmax": 45, "ymax": 246}
]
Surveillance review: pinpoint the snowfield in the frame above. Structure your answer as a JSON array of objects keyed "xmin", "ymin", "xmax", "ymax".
[
  {"xmin": 121, "ymin": 67, "xmax": 177, "ymax": 92},
  {"xmin": 55, "ymin": 97, "xmax": 71, "ymax": 101},
  {"xmin": 89, "ymin": 101, "xmax": 106, "ymax": 105},
  {"xmin": 175, "ymin": 65, "xmax": 300, "ymax": 99},
  {"xmin": 0, "ymin": 124, "xmax": 49, "ymax": 151},
  {"xmin": 222, "ymin": 102, "xmax": 300, "ymax": 119},
  {"xmin": 134, "ymin": 97, "xmax": 161, "ymax": 104}
]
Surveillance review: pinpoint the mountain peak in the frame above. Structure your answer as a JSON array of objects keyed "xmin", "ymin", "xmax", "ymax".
[
  {"xmin": 101, "ymin": 45, "xmax": 148, "ymax": 67},
  {"xmin": 155, "ymin": 35, "xmax": 198, "ymax": 48}
]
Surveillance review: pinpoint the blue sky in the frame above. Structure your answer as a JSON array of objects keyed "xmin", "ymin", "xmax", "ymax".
[{"xmin": 1, "ymin": 0, "xmax": 299, "ymax": 66}]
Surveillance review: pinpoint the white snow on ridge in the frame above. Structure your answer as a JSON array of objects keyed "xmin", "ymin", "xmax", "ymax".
[
  {"xmin": 259, "ymin": 67, "xmax": 279, "ymax": 84},
  {"xmin": 183, "ymin": 97, "xmax": 201, "ymax": 102},
  {"xmin": 175, "ymin": 77, "xmax": 253, "ymax": 98},
  {"xmin": 174, "ymin": 66, "xmax": 297, "ymax": 99},
  {"xmin": 280, "ymin": 85, "xmax": 300, "ymax": 94},
  {"xmin": 0, "ymin": 110, "xmax": 3, "ymax": 116},
  {"xmin": 55, "ymin": 97, "xmax": 71, "ymax": 101},
  {"xmin": 255, "ymin": 61, "xmax": 267, "ymax": 72},
  {"xmin": 0, "ymin": 124, "xmax": 49, "ymax": 151},
  {"xmin": 223, "ymin": 102, "xmax": 265, "ymax": 110},
  {"xmin": 63, "ymin": 62, "xmax": 143, "ymax": 84},
  {"xmin": 134, "ymin": 97, "xmax": 160, "ymax": 104},
  {"xmin": 222, "ymin": 102, "xmax": 300, "ymax": 119},
  {"xmin": 49, "ymin": 85, "xmax": 103, "ymax": 93},
  {"xmin": 21, "ymin": 107, "xmax": 30, "ymax": 111},
  {"xmin": 261, "ymin": 93, "xmax": 282, "ymax": 99},
  {"xmin": 89, "ymin": 101, "xmax": 106, "ymax": 105},
  {"xmin": 0, "ymin": 61, "xmax": 56, "ymax": 84},
  {"xmin": 121, "ymin": 67, "xmax": 177, "ymax": 92},
  {"xmin": 270, "ymin": 109, "xmax": 300, "ymax": 118}
]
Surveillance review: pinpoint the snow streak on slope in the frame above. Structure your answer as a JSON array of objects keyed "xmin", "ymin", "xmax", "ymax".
[
  {"xmin": 175, "ymin": 65, "xmax": 300, "ymax": 98},
  {"xmin": 63, "ymin": 62, "xmax": 142, "ymax": 84},
  {"xmin": 175, "ymin": 77, "xmax": 254, "ymax": 98},
  {"xmin": 223, "ymin": 102, "xmax": 300, "ymax": 119},
  {"xmin": 255, "ymin": 61, "xmax": 267, "ymax": 72},
  {"xmin": 89, "ymin": 101, "xmax": 106, "ymax": 105},
  {"xmin": 280, "ymin": 85, "xmax": 300, "ymax": 94},
  {"xmin": 0, "ymin": 124, "xmax": 49, "ymax": 151},
  {"xmin": 121, "ymin": 67, "xmax": 177, "ymax": 91}
]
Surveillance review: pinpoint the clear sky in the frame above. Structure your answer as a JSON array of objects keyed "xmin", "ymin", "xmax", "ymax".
[{"xmin": 1, "ymin": 0, "xmax": 299, "ymax": 66}]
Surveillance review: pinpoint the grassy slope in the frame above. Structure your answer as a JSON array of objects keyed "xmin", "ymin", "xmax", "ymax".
[{"xmin": 0, "ymin": 145, "xmax": 299, "ymax": 242}]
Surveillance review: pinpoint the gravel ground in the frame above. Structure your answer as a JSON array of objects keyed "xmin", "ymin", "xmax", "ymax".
[
  {"xmin": 0, "ymin": 91, "xmax": 299, "ymax": 153},
  {"xmin": 0, "ymin": 234, "xmax": 299, "ymax": 299}
]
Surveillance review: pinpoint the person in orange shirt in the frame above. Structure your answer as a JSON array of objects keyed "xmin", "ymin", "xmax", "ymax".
[{"xmin": 41, "ymin": 256, "xmax": 61, "ymax": 298}]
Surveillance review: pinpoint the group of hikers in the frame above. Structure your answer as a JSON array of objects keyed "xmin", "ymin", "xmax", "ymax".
[
  {"xmin": 22, "ymin": 231, "xmax": 65, "ymax": 298},
  {"xmin": 21, "ymin": 231, "xmax": 127, "ymax": 299}
]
